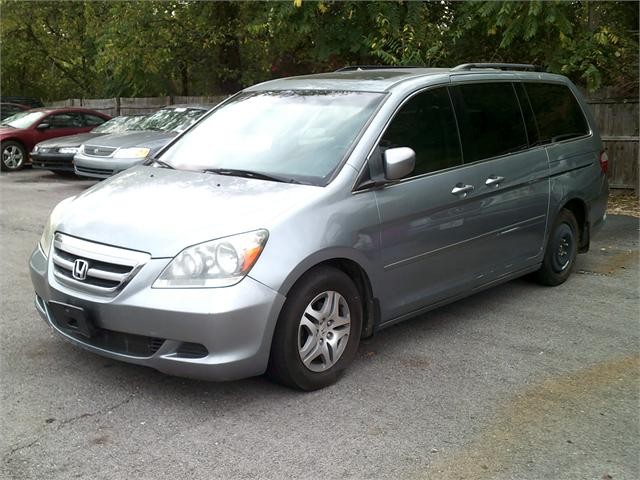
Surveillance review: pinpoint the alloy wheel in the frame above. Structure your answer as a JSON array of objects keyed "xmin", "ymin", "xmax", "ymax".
[{"xmin": 297, "ymin": 290, "xmax": 351, "ymax": 372}]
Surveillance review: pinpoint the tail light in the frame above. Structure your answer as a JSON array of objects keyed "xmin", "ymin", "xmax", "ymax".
[{"xmin": 599, "ymin": 150, "xmax": 608, "ymax": 175}]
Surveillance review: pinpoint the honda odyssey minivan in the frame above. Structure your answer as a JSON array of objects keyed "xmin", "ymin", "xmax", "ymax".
[{"xmin": 29, "ymin": 64, "xmax": 609, "ymax": 390}]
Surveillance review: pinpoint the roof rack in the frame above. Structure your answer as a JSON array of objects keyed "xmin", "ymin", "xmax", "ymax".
[
  {"xmin": 452, "ymin": 63, "xmax": 541, "ymax": 72},
  {"xmin": 335, "ymin": 65, "xmax": 424, "ymax": 72}
]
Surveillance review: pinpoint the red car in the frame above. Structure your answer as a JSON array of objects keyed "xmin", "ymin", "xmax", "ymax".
[{"xmin": 0, "ymin": 108, "xmax": 111, "ymax": 171}]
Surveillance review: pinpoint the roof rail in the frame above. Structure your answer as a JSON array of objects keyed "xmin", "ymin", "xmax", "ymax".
[
  {"xmin": 335, "ymin": 65, "xmax": 424, "ymax": 72},
  {"xmin": 452, "ymin": 63, "xmax": 541, "ymax": 72}
]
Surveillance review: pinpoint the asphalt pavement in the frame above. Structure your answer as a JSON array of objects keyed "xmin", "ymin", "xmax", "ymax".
[{"xmin": 1, "ymin": 169, "xmax": 638, "ymax": 480}]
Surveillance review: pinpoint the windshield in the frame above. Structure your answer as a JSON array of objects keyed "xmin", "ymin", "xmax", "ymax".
[
  {"xmin": 0, "ymin": 110, "xmax": 46, "ymax": 129},
  {"xmin": 136, "ymin": 108, "xmax": 206, "ymax": 132},
  {"xmin": 93, "ymin": 115, "xmax": 147, "ymax": 134},
  {"xmin": 159, "ymin": 90, "xmax": 384, "ymax": 185}
]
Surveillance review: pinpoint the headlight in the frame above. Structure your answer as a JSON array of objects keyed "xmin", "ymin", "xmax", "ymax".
[
  {"xmin": 33, "ymin": 145, "xmax": 40, "ymax": 153},
  {"xmin": 153, "ymin": 230, "xmax": 268, "ymax": 288},
  {"xmin": 39, "ymin": 197, "xmax": 75, "ymax": 258},
  {"xmin": 114, "ymin": 147, "xmax": 150, "ymax": 159},
  {"xmin": 59, "ymin": 147, "xmax": 78, "ymax": 154}
]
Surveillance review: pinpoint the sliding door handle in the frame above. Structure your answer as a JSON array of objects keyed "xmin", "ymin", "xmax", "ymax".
[
  {"xmin": 451, "ymin": 183, "xmax": 474, "ymax": 197},
  {"xmin": 485, "ymin": 175, "xmax": 505, "ymax": 187}
]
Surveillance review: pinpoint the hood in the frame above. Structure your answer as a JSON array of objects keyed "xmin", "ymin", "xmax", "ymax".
[
  {"xmin": 37, "ymin": 132, "xmax": 103, "ymax": 148},
  {"xmin": 55, "ymin": 166, "xmax": 321, "ymax": 257},
  {"xmin": 85, "ymin": 131, "xmax": 177, "ymax": 153},
  {"xmin": 0, "ymin": 126, "xmax": 24, "ymax": 137}
]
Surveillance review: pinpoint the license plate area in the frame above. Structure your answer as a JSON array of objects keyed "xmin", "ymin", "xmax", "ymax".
[{"xmin": 48, "ymin": 301, "xmax": 96, "ymax": 339}]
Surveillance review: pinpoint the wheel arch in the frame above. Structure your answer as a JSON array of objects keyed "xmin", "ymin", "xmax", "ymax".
[
  {"xmin": 560, "ymin": 197, "xmax": 590, "ymax": 252},
  {"xmin": 277, "ymin": 252, "xmax": 379, "ymax": 339}
]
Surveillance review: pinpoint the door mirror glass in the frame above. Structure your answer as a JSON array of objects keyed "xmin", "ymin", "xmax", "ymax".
[
  {"xmin": 383, "ymin": 147, "xmax": 415, "ymax": 181},
  {"xmin": 36, "ymin": 123, "xmax": 50, "ymax": 130}
]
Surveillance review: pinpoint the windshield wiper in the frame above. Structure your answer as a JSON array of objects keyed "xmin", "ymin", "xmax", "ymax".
[{"xmin": 203, "ymin": 168, "xmax": 300, "ymax": 184}]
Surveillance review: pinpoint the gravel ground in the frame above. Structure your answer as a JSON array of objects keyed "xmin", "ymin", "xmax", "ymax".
[
  {"xmin": 608, "ymin": 191, "xmax": 639, "ymax": 218},
  {"xmin": 1, "ymin": 169, "xmax": 638, "ymax": 480}
]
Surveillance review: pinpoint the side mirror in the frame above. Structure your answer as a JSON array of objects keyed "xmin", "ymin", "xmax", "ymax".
[
  {"xmin": 36, "ymin": 123, "xmax": 50, "ymax": 130},
  {"xmin": 383, "ymin": 147, "xmax": 415, "ymax": 181}
]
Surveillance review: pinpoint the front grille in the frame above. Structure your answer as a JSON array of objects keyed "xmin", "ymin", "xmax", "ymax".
[
  {"xmin": 48, "ymin": 305, "xmax": 165, "ymax": 357},
  {"xmin": 51, "ymin": 233, "xmax": 150, "ymax": 295},
  {"xmin": 83, "ymin": 145, "xmax": 117, "ymax": 157},
  {"xmin": 34, "ymin": 157, "xmax": 73, "ymax": 168},
  {"xmin": 75, "ymin": 165, "xmax": 114, "ymax": 176}
]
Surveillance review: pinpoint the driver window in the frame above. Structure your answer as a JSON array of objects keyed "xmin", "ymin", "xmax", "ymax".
[{"xmin": 380, "ymin": 87, "xmax": 462, "ymax": 177}]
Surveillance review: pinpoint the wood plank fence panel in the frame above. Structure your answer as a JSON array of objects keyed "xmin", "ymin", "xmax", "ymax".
[
  {"xmin": 587, "ymin": 99, "xmax": 639, "ymax": 190},
  {"xmin": 173, "ymin": 95, "xmax": 227, "ymax": 107},
  {"xmin": 79, "ymin": 98, "xmax": 118, "ymax": 117},
  {"xmin": 119, "ymin": 96, "xmax": 170, "ymax": 115}
]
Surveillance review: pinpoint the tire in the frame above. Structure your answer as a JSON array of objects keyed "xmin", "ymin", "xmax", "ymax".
[
  {"xmin": 1, "ymin": 141, "xmax": 27, "ymax": 171},
  {"xmin": 535, "ymin": 209, "xmax": 579, "ymax": 286},
  {"xmin": 267, "ymin": 266, "xmax": 363, "ymax": 390}
]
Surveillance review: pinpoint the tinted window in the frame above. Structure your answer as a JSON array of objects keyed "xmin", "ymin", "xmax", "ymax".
[
  {"xmin": 453, "ymin": 83, "xmax": 528, "ymax": 162},
  {"xmin": 524, "ymin": 82, "xmax": 589, "ymax": 144},
  {"xmin": 47, "ymin": 113, "xmax": 82, "ymax": 128},
  {"xmin": 515, "ymin": 82, "xmax": 540, "ymax": 146},
  {"xmin": 84, "ymin": 114, "xmax": 106, "ymax": 126},
  {"xmin": 380, "ymin": 88, "xmax": 461, "ymax": 176}
]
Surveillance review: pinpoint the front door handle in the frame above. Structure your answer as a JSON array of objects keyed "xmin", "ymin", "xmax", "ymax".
[
  {"xmin": 485, "ymin": 175, "xmax": 505, "ymax": 187},
  {"xmin": 451, "ymin": 183, "xmax": 475, "ymax": 197}
]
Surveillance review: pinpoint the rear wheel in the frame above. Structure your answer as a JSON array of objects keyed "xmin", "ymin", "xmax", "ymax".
[
  {"xmin": 1, "ymin": 141, "xmax": 27, "ymax": 171},
  {"xmin": 268, "ymin": 266, "xmax": 362, "ymax": 390},
  {"xmin": 535, "ymin": 209, "xmax": 579, "ymax": 286}
]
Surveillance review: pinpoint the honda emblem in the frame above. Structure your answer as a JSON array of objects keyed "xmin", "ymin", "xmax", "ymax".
[{"xmin": 72, "ymin": 259, "xmax": 89, "ymax": 281}]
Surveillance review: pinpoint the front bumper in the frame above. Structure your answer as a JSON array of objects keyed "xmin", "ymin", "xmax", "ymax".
[
  {"xmin": 31, "ymin": 152, "xmax": 75, "ymax": 172},
  {"xmin": 73, "ymin": 153, "xmax": 145, "ymax": 179},
  {"xmin": 29, "ymin": 247, "xmax": 285, "ymax": 381}
]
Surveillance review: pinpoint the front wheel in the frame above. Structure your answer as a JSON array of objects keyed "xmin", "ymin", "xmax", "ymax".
[
  {"xmin": 268, "ymin": 266, "xmax": 362, "ymax": 390},
  {"xmin": 535, "ymin": 209, "xmax": 579, "ymax": 286},
  {"xmin": 1, "ymin": 141, "xmax": 27, "ymax": 171}
]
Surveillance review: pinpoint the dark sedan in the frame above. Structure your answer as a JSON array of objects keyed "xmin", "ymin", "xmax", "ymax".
[
  {"xmin": 0, "ymin": 108, "xmax": 111, "ymax": 171},
  {"xmin": 31, "ymin": 114, "xmax": 147, "ymax": 175}
]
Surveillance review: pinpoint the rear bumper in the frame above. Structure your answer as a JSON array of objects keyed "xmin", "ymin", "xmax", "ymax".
[
  {"xmin": 29, "ymin": 246, "xmax": 286, "ymax": 381},
  {"xmin": 31, "ymin": 152, "xmax": 75, "ymax": 172}
]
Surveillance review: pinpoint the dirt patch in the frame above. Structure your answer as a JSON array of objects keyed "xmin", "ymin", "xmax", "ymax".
[
  {"xmin": 422, "ymin": 355, "xmax": 640, "ymax": 480},
  {"xmin": 608, "ymin": 191, "xmax": 639, "ymax": 218}
]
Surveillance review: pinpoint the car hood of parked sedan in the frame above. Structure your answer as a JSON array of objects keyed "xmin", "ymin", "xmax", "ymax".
[
  {"xmin": 54, "ymin": 165, "xmax": 321, "ymax": 257},
  {"xmin": 36, "ymin": 132, "xmax": 103, "ymax": 148},
  {"xmin": 85, "ymin": 131, "xmax": 177, "ymax": 154},
  {"xmin": 0, "ymin": 126, "xmax": 26, "ymax": 137}
]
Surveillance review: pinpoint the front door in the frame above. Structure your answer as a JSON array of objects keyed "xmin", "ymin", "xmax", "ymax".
[{"xmin": 372, "ymin": 86, "xmax": 494, "ymax": 321}]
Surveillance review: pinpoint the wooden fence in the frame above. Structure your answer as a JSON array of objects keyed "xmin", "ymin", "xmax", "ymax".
[
  {"xmin": 46, "ymin": 95, "xmax": 228, "ymax": 117},
  {"xmin": 47, "ymin": 94, "xmax": 638, "ymax": 190},
  {"xmin": 585, "ymin": 98, "xmax": 638, "ymax": 190}
]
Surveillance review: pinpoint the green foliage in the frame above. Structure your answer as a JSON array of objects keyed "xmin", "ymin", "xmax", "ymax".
[{"xmin": 0, "ymin": 0, "xmax": 637, "ymax": 100}]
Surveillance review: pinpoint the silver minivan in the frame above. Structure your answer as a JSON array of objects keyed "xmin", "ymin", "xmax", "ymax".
[{"xmin": 30, "ymin": 64, "xmax": 609, "ymax": 390}]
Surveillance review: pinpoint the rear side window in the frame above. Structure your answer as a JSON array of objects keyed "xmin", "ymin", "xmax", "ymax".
[
  {"xmin": 453, "ymin": 83, "xmax": 528, "ymax": 162},
  {"xmin": 84, "ymin": 114, "xmax": 106, "ymax": 126},
  {"xmin": 380, "ymin": 87, "xmax": 461, "ymax": 176},
  {"xmin": 524, "ymin": 82, "xmax": 589, "ymax": 144}
]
